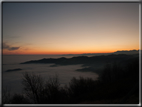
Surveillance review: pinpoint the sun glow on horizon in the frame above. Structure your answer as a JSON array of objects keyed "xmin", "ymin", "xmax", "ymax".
[
  {"xmin": 2, "ymin": 48, "xmax": 140, "ymax": 55},
  {"xmin": 2, "ymin": 3, "xmax": 139, "ymax": 55}
]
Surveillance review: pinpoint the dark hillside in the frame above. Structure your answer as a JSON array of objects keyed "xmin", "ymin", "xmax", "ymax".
[{"xmin": 3, "ymin": 54, "xmax": 139, "ymax": 104}]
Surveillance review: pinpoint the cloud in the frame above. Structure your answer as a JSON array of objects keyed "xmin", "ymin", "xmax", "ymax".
[
  {"xmin": 8, "ymin": 47, "xmax": 20, "ymax": 50},
  {"xmin": 3, "ymin": 43, "xmax": 20, "ymax": 51}
]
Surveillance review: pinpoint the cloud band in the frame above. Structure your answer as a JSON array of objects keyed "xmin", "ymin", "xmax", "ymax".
[{"xmin": 3, "ymin": 43, "xmax": 20, "ymax": 51}]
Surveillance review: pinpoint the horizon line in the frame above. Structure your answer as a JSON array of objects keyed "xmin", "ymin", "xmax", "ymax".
[{"xmin": 2, "ymin": 49, "xmax": 140, "ymax": 55}]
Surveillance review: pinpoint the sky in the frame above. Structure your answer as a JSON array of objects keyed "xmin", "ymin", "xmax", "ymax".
[{"xmin": 2, "ymin": 3, "xmax": 139, "ymax": 55}]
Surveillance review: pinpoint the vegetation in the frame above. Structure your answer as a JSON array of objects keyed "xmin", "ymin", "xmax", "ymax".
[
  {"xmin": 2, "ymin": 55, "xmax": 139, "ymax": 104},
  {"xmin": 2, "ymin": 87, "xmax": 11, "ymax": 104},
  {"xmin": 20, "ymin": 54, "xmax": 137, "ymax": 66}
]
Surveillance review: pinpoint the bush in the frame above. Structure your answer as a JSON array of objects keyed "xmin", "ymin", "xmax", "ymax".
[
  {"xmin": 10, "ymin": 94, "xmax": 30, "ymax": 104},
  {"xmin": 22, "ymin": 72, "xmax": 69, "ymax": 104},
  {"xmin": 21, "ymin": 73, "xmax": 100, "ymax": 104},
  {"xmin": 2, "ymin": 87, "xmax": 11, "ymax": 104},
  {"xmin": 39, "ymin": 75, "xmax": 61, "ymax": 104},
  {"xmin": 100, "ymin": 59, "xmax": 139, "ymax": 83},
  {"xmin": 67, "ymin": 77, "xmax": 99, "ymax": 103}
]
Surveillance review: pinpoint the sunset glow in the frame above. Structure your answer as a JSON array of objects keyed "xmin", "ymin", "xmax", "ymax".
[{"xmin": 2, "ymin": 3, "xmax": 139, "ymax": 55}]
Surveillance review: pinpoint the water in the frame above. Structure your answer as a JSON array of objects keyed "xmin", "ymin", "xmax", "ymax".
[{"xmin": 2, "ymin": 55, "xmax": 99, "ymax": 94}]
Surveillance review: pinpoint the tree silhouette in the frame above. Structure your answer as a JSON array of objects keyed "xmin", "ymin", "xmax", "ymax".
[{"xmin": 22, "ymin": 72, "xmax": 44, "ymax": 103}]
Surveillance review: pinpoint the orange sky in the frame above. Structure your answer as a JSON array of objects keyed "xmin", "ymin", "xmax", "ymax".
[
  {"xmin": 2, "ymin": 3, "xmax": 140, "ymax": 55},
  {"xmin": 3, "ymin": 47, "xmax": 139, "ymax": 55}
]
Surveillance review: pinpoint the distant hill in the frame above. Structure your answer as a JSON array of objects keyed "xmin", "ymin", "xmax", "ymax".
[
  {"xmin": 20, "ymin": 54, "xmax": 138, "ymax": 65},
  {"xmin": 113, "ymin": 49, "xmax": 139, "ymax": 55},
  {"xmin": 61, "ymin": 50, "xmax": 140, "ymax": 56}
]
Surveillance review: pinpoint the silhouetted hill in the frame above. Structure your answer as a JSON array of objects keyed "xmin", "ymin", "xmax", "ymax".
[
  {"xmin": 113, "ymin": 49, "xmax": 139, "ymax": 54},
  {"xmin": 20, "ymin": 54, "xmax": 139, "ymax": 76},
  {"xmin": 59, "ymin": 49, "xmax": 140, "ymax": 56},
  {"xmin": 20, "ymin": 54, "xmax": 138, "ymax": 66}
]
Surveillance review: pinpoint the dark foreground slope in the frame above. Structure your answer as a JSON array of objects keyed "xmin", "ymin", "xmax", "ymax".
[{"xmin": 3, "ymin": 54, "xmax": 139, "ymax": 104}]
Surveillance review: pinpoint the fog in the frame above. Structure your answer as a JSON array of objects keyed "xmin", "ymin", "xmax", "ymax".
[{"xmin": 3, "ymin": 63, "xmax": 99, "ymax": 94}]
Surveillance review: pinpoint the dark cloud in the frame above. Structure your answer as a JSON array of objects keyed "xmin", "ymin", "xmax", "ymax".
[
  {"xmin": 8, "ymin": 47, "xmax": 20, "ymax": 50},
  {"xmin": 3, "ymin": 43, "xmax": 20, "ymax": 51}
]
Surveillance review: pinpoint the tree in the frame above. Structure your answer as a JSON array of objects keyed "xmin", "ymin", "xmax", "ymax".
[
  {"xmin": 22, "ymin": 72, "xmax": 64, "ymax": 104},
  {"xmin": 22, "ymin": 72, "xmax": 44, "ymax": 103}
]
